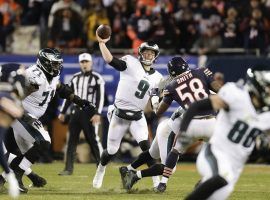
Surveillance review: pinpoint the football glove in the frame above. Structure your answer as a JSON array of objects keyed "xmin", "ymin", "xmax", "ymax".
[
  {"xmin": 151, "ymin": 96, "xmax": 160, "ymax": 113},
  {"xmin": 21, "ymin": 113, "xmax": 43, "ymax": 130},
  {"xmin": 73, "ymin": 96, "xmax": 97, "ymax": 119},
  {"xmin": 149, "ymin": 88, "xmax": 160, "ymax": 97}
]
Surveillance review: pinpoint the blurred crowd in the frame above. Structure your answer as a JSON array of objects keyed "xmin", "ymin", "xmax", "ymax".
[{"xmin": 1, "ymin": 0, "xmax": 270, "ymax": 55}]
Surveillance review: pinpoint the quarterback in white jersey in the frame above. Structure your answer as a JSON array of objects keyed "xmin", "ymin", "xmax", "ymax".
[
  {"xmin": 115, "ymin": 55, "xmax": 163, "ymax": 111},
  {"xmin": 179, "ymin": 66, "xmax": 270, "ymax": 200},
  {"xmin": 120, "ymin": 57, "xmax": 221, "ymax": 191},
  {"xmin": 2, "ymin": 48, "xmax": 96, "ymax": 193},
  {"xmin": 93, "ymin": 31, "xmax": 163, "ymax": 189}
]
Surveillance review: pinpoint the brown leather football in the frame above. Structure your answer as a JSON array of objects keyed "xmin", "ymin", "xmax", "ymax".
[{"xmin": 96, "ymin": 24, "xmax": 111, "ymax": 39}]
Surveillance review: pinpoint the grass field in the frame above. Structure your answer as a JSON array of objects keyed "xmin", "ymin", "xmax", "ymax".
[{"xmin": 1, "ymin": 162, "xmax": 270, "ymax": 200}]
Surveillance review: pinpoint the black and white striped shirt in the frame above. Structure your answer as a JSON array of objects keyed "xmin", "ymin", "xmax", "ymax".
[{"xmin": 60, "ymin": 70, "xmax": 105, "ymax": 114}]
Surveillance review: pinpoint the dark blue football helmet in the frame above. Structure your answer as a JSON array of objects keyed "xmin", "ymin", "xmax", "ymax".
[
  {"xmin": 167, "ymin": 56, "xmax": 190, "ymax": 77},
  {"xmin": 0, "ymin": 63, "xmax": 27, "ymax": 99}
]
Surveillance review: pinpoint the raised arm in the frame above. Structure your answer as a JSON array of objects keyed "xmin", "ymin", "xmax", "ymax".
[{"xmin": 96, "ymin": 30, "xmax": 127, "ymax": 71}]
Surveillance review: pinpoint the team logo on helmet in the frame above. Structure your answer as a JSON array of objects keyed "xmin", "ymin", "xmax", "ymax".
[{"xmin": 37, "ymin": 48, "xmax": 63, "ymax": 77}]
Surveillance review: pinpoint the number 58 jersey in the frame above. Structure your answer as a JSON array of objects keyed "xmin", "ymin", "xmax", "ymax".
[
  {"xmin": 210, "ymin": 83, "xmax": 270, "ymax": 166},
  {"xmin": 163, "ymin": 67, "xmax": 215, "ymax": 116},
  {"xmin": 22, "ymin": 65, "xmax": 59, "ymax": 118},
  {"xmin": 114, "ymin": 55, "xmax": 163, "ymax": 111}
]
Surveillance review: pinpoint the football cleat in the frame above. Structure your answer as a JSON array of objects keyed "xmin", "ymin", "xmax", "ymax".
[
  {"xmin": 119, "ymin": 166, "xmax": 128, "ymax": 189},
  {"xmin": 14, "ymin": 170, "xmax": 28, "ymax": 193},
  {"xmin": 28, "ymin": 172, "xmax": 47, "ymax": 187},
  {"xmin": 58, "ymin": 170, "xmax": 73, "ymax": 176},
  {"xmin": 154, "ymin": 183, "xmax": 167, "ymax": 193},
  {"xmin": 124, "ymin": 170, "xmax": 139, "ymax": 190},
  {"xmin": 92, "ymin": 165, "xmax": 106, "ymax": 189}
]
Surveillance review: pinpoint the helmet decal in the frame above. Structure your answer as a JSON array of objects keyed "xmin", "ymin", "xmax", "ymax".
[{"xmin": 37, "ymin": 48, "xmax": 63, "ymax": 77}]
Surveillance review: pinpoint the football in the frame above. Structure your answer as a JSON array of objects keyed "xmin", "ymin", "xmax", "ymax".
[{"xmin": 96, "ymin": 24, "xmax": 111, "ymax": 39}]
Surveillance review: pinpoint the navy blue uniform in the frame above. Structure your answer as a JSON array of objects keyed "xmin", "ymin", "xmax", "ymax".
[
  {"xmin": 0, "ymin": 63, "xmax": 21, "ymax": 82},
  {"xmin": 0, "ymin": 63, "xmax": 23, "ymax": 174},
  {"xmin": 0, "ymin": 63, "xmax": 22, "ymax": 117},
  {"xmin": 163, "ymin": 67, "xmax": 215, "ymax": 116}
]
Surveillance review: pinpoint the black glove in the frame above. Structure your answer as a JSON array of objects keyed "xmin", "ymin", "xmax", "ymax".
[
  {"xmin": 32, "ymin": 119, "xmax": 43, "ymax": 130},
  {"xmin": 21, "ymin": 113, "xmax": 42, "ymax": 130},
  {"xmin": 73, "ymin": 96, "xmax": 97, "ymax": 118}
]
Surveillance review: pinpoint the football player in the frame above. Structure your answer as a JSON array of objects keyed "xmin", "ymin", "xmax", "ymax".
[
  {"xmin": 92, "ymin": 31, "xmax": 164, "ymax": 189},
  {"xmin": 180, "ymin": 66, "xmax": 270, "ymax": 200},
  {"xmin": 1, "ymin": 48, "xmax": 96, "ymax": 193},
  {"xmin": 0, "ymin": 63, "xmax": 26, "ymax": 198},
  {"xmin": 0, "ymin": 63, "xmax": 52, "ymax": 192},
  {"xmin": 120, "ymin": 56, "xmax": 222, "ymax": 191}
]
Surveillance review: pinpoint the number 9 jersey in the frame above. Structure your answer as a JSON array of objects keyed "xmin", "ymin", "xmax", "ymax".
[
  {"xmin": 114, "ymin": 55, "xmax": 163, "ymax": 111},
  {"xmin": 22, "ymin": 65, "xmax": 59, "ymax": 118}
]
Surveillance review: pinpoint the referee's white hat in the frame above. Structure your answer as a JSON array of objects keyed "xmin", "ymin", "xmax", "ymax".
[{"xmin": 79, "ymin": 53, "xmax": 92, "ymax": 62}]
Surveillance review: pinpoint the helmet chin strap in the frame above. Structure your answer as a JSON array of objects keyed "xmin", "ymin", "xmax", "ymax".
[
  {"xmin": 141, "ymin": 57, "xmax": 155, "ymax": 67},
  {"xmin": 143, "ymin": 64, "xmax": 151, "ymax": 71}
]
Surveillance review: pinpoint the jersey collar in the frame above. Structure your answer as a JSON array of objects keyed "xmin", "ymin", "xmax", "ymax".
[
  {"xmin": 82, "ymin": 70, "xmax": 92, "ymax": 76},
  {"xmin": 146, "ymin": 68, "xmax": 155, "ymax": 75}
]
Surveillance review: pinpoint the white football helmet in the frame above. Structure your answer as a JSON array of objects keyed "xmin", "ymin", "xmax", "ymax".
[{"xmin": 138, "ymin": 42, "xmax": 160, "ymax": 66}]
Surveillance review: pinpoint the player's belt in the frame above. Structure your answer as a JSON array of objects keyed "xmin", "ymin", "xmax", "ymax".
[
  {"xmin": 193, "ymin": 115, "xmax": 215, "ymax": 120},
  {"xmin": 114, "ymin": 105, "xmax": 142, "ymax": 121}
]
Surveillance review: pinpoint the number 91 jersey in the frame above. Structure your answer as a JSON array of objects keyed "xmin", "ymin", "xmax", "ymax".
[
  {"xmin": 22, "ymin": 65, "xmax": 59, "ymax": 118},
  {"xmin": 114, "ymin": 55, "xmax": 163, "ymax": 111}
]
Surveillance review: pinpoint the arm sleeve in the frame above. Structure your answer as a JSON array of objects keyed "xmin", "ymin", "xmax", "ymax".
[
  {"xmin": 108, "ymin": 57, "xmax": 127, "ymax": 71},
  {"xmin": 58, "ymin": 79, "xmax": 75, "ymax": 113},
  {"xmin": 95, "ymin": 75, "xmax": 105, "ymax": 114},
  {"xmin": 162, "ymin": 87, "xmax": 174, "ymax": 105},
  {"xmin": 202, "ymin": 67, "xmax": 215, "ymax": 87},
  {"xmin": 56, "ymin": 82, "xmax": 74, "ymax": 99},
  {"xmin": 180, "ymin": 98, "xmax": 213, "ymax": 132}
]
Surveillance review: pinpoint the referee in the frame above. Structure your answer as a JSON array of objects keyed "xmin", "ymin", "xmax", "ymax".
[{"xmin": 58, "ymin": 53, "xmax": 104, "ymax": 175}]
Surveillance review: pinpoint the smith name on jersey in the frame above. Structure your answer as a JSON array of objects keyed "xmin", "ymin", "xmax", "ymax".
[
  {"xmin": 23, "ymin": 65, "xmax": 59, "ymax": 118},
  {"xmin": 114, "ymin": 55, "xmax": 163, "ymax": 111},
  {"xmin": 163, "ymin": 67, "xmax": 215, "ymax": 116}
]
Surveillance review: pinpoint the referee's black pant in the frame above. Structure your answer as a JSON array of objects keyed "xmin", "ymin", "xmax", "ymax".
[{"xmin": 64, "ymin": 107, "xmax": 102, "ymax": 172}]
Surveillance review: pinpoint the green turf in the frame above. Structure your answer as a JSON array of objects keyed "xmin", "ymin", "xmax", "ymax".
[{"xmin": 1, "ymin": 162, "xmax": 270, "ymax": 199}]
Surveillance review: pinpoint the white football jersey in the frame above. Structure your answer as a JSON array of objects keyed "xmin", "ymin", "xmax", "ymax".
[
  {"xmin": 114, "ymin": 55, "xmax": 163, "ymax": 111},
  {"xmin": 22, "ymin": 65, "xmax": 59, "ymax": 118},
  {"xmin": 210, "ymin": 83, "xmax": 270, "ymax": 167}
]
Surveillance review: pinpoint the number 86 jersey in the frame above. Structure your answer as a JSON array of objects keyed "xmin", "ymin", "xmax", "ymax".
[
  {"xmin": 210, "ymin": 83, "xmax": 270, "ymax": 166},
  {"xmin": 22, "ymin": 65, "xmax": 59, "ymax": 118},
  {"xmin": 114, "ymin": 55, "xmax": 163, "ymax": 111}
]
